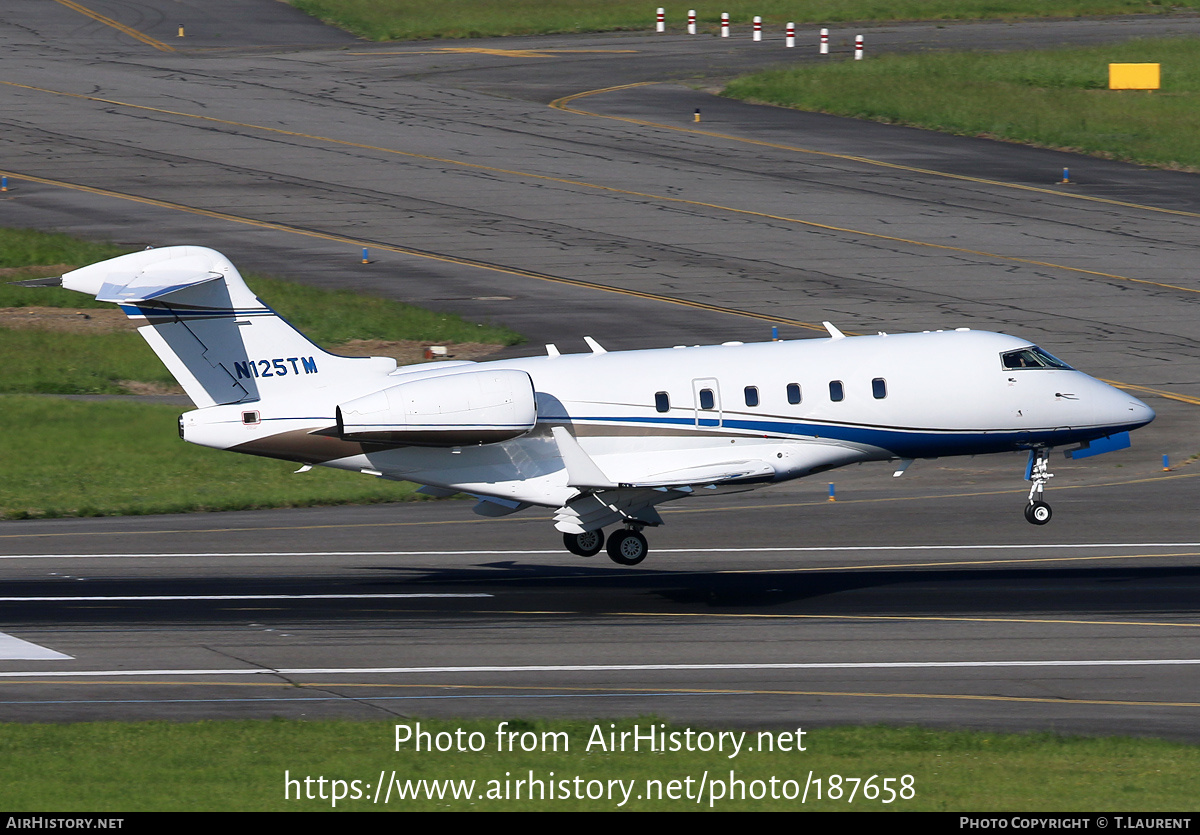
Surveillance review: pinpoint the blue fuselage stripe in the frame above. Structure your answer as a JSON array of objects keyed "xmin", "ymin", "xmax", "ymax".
[{"xmin": 543, "ymin": 414, "xmax": 1139, "ymax": 457}]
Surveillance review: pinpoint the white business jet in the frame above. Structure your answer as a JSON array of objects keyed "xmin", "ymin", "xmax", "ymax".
[{"xmin": 43, "ymin": 246, "xmax": 1154, "ymax": 565}]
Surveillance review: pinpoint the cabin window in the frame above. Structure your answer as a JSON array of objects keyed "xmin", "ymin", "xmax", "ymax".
[
  {"xmin": 655, "ymin": 391, "xmax": 670, "ymax": 413},
  {"xmin": 699, "ymin": 388, "xmax": 715, "ymax": 410},
  {"xmin": 241, "ymin": 410, "xmax": 260, "ymax": 425},
  {"xmin": 1001, "ymin": 346, "xmax": 1073, "ymax": 370},
  {"xmin": 872, "ymin": 378, "xmax": 887, "ymax": 399},
  {"xmin": 829, "ymin": 381, "xmax": 844, "ymax": 402},
  {"xmin": 786, "ymin": 383, "xmax": 802, "ymax": 404},
  {"xmin": 744, "ymin": 386, "xmax": 759, "ymax": 407}
]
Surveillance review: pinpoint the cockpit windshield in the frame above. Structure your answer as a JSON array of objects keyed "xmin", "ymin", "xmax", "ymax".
[{"xmin": 1000, "ymin": 346, "xmax": 1073, "ymax": 371}]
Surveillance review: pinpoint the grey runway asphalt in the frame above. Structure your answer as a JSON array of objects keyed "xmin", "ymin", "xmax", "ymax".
[
  {"xmin": 0, "ymin": 2, "xmax": 1198, "ymax": 737},
  {"xmin": 2, "ymin": 468, "xmax": 1200, "ymax": 736}
]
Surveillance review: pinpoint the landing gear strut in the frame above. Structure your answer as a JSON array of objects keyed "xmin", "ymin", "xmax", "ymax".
[{"xmin": 1024, "ymin": 448, "xmax": 1053, "ymax": 525}]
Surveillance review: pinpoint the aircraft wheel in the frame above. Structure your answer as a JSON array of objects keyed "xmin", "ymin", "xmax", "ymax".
[
  {"xmin": 607, "ymin": 530, "xmax": 648, "ymax": 566},
  {"xmin": 564, "ymin": 530, "xmax": 604, "ymax": 557},
  {"xmin": 1024, "ymin": 501, "xmax": 1052, "ymax": 525}
]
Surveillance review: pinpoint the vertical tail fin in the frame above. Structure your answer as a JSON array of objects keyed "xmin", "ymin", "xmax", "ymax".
[{"xmin": 60, "ymin": 246, "xmax": 394, "ymax": 407}]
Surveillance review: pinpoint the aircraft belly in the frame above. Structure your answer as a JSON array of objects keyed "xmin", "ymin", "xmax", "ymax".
[{"xmin": 359, "ymin": 434, "xmax": 571, "ymax": 506}]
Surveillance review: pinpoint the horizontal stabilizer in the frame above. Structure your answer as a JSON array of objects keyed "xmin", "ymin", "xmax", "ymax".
[{"xmin": 96, "ymin": 273, "xmax": 224, "ymax": 305}]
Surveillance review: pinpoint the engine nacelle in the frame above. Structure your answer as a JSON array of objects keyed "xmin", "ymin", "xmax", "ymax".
[{"xmin": 336, "ymin": 368, "xmax": 536, "ymax": 446}]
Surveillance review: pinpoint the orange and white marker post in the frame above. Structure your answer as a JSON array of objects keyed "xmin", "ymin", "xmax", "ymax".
[
  {"xmin": 656, "ymin": 7, "xmax": 665, "ymax": 32},
  {"xmin": 855, "ymin": 34, "xmax": 863, "ymax": 59},
  {"xmin": 820, "ymin": 28, "xmax": 829, "ymax": 54},
  {"xmin": 753, "ymin": 16, "xmax": 762, "ymax": 41},
  {"xmin": 721, "ymin": 12, "xmax": 729, "ymax": 37},
  {"xmin": 687, "ymin": 9, "xmax": 696, "ymax": 34},
  {"xmin": 785, "ymin": 22, "xmax": 795, "ymax": 48}
]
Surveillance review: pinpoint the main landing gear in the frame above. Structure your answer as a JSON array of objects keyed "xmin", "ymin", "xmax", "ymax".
[
  {"xmin": 563, "ymin": 526, "xmax": 649, "ymax": 566},
  {"xmin": 563, "ymin": 530, "xmax": 604, "ymax": 557},
  {"xmin": 1024, "ymin": 448, "xmax": 1054, "ymax": 525}
]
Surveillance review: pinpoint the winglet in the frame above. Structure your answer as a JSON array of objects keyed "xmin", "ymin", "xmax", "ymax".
[
  {"xmin": 551, "ymin": 426, "xmax": 617, "ymax": 489},
  {"xmin": 823, "ymin": 321, "xmax": 846, "ymax": 339},
  {"xmin": 546, "ymin": 343, "xmax": 560, "ymax": 358},
  {"xmin": 583, "ymin": 336, "xmax": 607, "ymax": 354}
]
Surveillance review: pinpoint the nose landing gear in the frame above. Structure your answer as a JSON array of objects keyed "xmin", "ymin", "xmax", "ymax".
[{"xmin": 1024, "ymin": 448, "xmax": 1054, "ymax": 525}]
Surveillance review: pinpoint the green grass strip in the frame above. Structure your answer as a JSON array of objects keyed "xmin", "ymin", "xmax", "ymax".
[
  {"xmin": 288, "ymin": 1, "xmax": 1192, "ymax": 41},
  {"xmin": 0, "ymin": 396, "xmax": 421, "ymax": 518},
  {"xmin": 0, "ymin": 228, "xmax": 522, "ymax": 395},
  {"xmin": 0, "ymin": 227, "xmax": 130, "ymax": 271},
  {"xmin": 245, "ymin": 274, "xmax": 520, "ymax": 348},
  {"xmin": 0, "ymin": 271, "xmax": 521, "ymax": 348},
  {"xmin": 0, "ymin": 719, "xmax": 1195, "ymax": 810},
  {"xmin": 724, "ymin": 36, "xmax": 1200, "ymax": 170},
  {"xmin": 0, "ymin": 228, "xmax": 524, "ymax": 516},
  {"xmin": 0, "ymin": 331, "xmax": 175, "ymax": 395}
]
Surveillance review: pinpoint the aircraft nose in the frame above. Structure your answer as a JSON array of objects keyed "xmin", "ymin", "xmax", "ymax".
[
  {"xmin": 1090, "ymin": 378, "xmax": 1154, "ymax": 430},
  {"xmin": 1126, "ymin": 396, "xmax": 1155, "ymax": 429},
  {"xmin": 1101, "ymin": 384, "xmax": 1155, "ymax": 430}
]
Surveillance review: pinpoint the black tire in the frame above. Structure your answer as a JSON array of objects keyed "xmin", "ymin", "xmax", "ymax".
[
  {"xmin": 1024, "ymin": 501, "xmax": 1052, "ymax": 525},
  {"xmin": 564, "ymin": 530, "xmax": 604, "ymax": 557},
  {"xmin": 606, "ymin": 530, "xmax": 648, "ymax": 566}
]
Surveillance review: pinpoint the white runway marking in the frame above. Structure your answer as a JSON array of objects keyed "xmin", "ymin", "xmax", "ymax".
[
  {"xmin": 0, "ymin": 593, "xmax": 491, "ymax": 602},
  {"xmin": 0, "ymin": 632, "xmax": 72, "ymax": 661},
  {"xmin": 2, "ymin": 543, "xmax": 1198, "ymax": 559},
  {"xmin": 1, "ymin": 659, "xmax": 1198, "ymax": 678}
]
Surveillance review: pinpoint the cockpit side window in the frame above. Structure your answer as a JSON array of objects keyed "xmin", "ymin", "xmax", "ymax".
[{"xmin": 1001, "ymin": 346, "xmax": 1073, "ymax": 371}]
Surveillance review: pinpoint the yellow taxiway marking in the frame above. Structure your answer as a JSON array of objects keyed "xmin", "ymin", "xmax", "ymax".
[
  {"xmin": 594, "ymin": 611, "xmax": 1200, "ymax": 629},
  {"xmin": 0, "ymin": 167, "xmax": 826, "ymax": 333},
  {"xmin": 649, "ymin": 471, "xmax": 1200, "ymax": 528},
  {"xmin": 350, "ymin": 48, "xmax": 637, "ymax": 58},
  {"xmin": 0, "ymin": 679, "xmax": 1194, "ymax": 709},
  {"xmin": 2, "ymin": 469, "xmax": 1198, "ymax": 546},
  {"xmin": 50, "ymin": 0, "xmax": 174, "ymax": 53},
  {"xmin": 707, "ymin": 549, "xmax": 1200, "ymax": 576},
  {"xmin": 552, "ymin": 81, "xmax": 1200, "ymax": 221},
  {"xmin": 1, "ymin": 82, "xmax": 1197, "ymax": 401},
  {"xmin": 2, "ymin": 472, "xmax": 1198, "ymax": 542},
  {"xmin": 1101, "ymin": 379, "xmax": 1200, "ymax": 406},
  {"xmin": 3, "ymin": 78, "xmax": 1198, "ymax": 300}
]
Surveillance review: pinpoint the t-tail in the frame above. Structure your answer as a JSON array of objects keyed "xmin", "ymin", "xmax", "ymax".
[{"xmin": 55, "ymin": 246, "xmax": 395, "ymax": 406}]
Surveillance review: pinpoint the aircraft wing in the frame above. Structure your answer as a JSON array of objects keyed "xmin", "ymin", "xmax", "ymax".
[
  {"xmin": 551, "ymin": 426, "xmax": 776, "ymax": 490},
  {"xmin": 623, "ymin": 460, "xmax": 777, "ymax": 488}
]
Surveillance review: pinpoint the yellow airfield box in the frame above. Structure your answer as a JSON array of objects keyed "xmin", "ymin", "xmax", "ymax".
[{"xmin": 1108, "ymin": 63, "xmax": 1160, "ymax": 90}]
